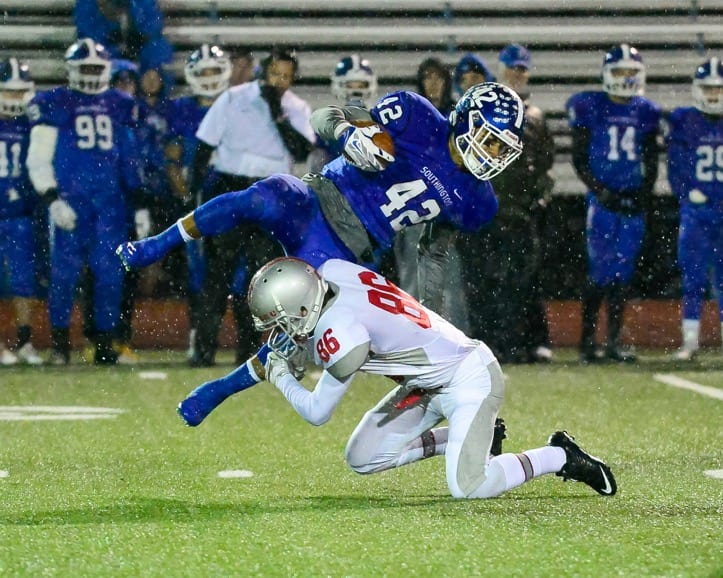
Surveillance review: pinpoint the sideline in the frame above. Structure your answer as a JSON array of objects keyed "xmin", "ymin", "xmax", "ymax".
[{"xmin": 653, "ymin": 374, "xmax": 723, "ymax": 401}]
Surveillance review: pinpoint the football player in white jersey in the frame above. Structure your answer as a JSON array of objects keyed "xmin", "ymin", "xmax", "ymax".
[{"xmin": 223, "ymin": 256, "xmax": 618, "ymax": 499}]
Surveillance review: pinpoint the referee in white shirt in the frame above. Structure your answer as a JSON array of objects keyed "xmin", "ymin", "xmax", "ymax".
[{"xmin": 189, "ymin": 48, "xmax": 315, "ymax": 366}]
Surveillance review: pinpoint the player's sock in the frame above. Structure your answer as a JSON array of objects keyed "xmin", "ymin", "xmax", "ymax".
[
  {"xmin": 16, "ymin": 325, "xmax": 31, "ymax": 348},
  {"xmin": 177, "ymin": 344, "xmax": 271, "ymax": 427},
  {"xmin": 397, "ymin": 427, "xmax": 448, "ymax": 466},
  {"xmin": 682, "ymin": 318, "xmax": 700, "ymax": 351},
  {"xmin": 492, "ymin": 446, "xmax": 566, "ymax": 489}
]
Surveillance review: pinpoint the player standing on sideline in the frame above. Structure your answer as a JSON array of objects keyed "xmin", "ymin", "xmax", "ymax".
[
  {"xmin": 666, "ymin": 57, "xmax": 723, "ymax": 360},
  {"xmin": 181, "ymin": 47, "xmax": 313, "ymax": 367},
  {"xmin": 116, "ymin": 82, "xmax": 526, "ymax": 425},
  {"xmin": 244, "ymin": 256, "xmax": 617, "ymax": 499},
  {"xmin": 164, "ymin": 44, "xmax": 234, "ymax": 361},
  {"xmin": 567, "ymin": 44, "xmax": 661, "ymax": 363},
  {"xmin": 0, "ymin": 58, "xmax": 43, "ymax": 366},
  {"xmin": 26, "ymin": 38, "xmax": 143, "ymax": 365}
]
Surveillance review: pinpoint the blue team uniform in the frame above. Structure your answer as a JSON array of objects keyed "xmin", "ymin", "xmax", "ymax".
[
  {"xmin": 667, "ymin": 107, "xmax": 723, "ymax": 320},
  {"xmin": 567, "ymin": 91, "xmax": 661, "ymax": 285},
  {"xmin": 189, "ymin": 91, "xmax": 498, "ymax": 268},
  {"xmin": 0, "ymin": 115, "xmax": 36, "ymax": 298},
  {"xmin": 29, "ymin": 86, "xmax": 141, "ymax": 332}
]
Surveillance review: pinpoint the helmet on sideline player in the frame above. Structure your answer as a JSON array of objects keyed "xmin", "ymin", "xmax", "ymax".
[
  {"xmin": 331, "ymin": 54, "xmax": 377, "ymax": 107},
  {"xmin": 65, "ymin": 38, "xmax": 112, "ymax": 94},
  {"xmin": 0, "ymin": 57, "xmax": 35, "ymax": 116},
  {"xmin": 692, "ymin": 56, "xmax": 723, "ymax": 115},
  {"xmin": 184, "ymin": 44, "xmax": 232, "ymax": 97},
  {"xmin": 449, "ymin": 82, "xmax": 525, "ymax": 181},
  {"xmin": 248, "ymin": 257, "xmax": 328, "ymax": 359},
  {"xmin": 602, "ymin": 44, "xmax": 646, "ymax": 98}
]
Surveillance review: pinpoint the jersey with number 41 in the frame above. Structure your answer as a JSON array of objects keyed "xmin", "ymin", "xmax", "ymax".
[
  {"xmin": 320, "ymin": 91, "xmax": 499, "ymax": 250},
  {"xmin": 27, "ymin": 86, "xmax": 140, "ymax": 201},
  {"xmin": 313, "ymin": 259, "xmax": 491, "ymax": 389}
]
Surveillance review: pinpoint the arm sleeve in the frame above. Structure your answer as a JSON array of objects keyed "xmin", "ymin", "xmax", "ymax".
[
  {"xmin": 416, "ymin": 221, "xmax": 459, "ymax": 311},
  {"xmin": 640, "ymin": 131, "xmax": 659, "ymax": 197},
  {"xmin": 310, "ymin": 105, "xmax": 373, "ymax": 143},
  {"xmin": 570, "ymin": 126, "xmax": 605, "ymax": 194},
  {"xmin": 189, "ymin": 140, "xmax": 214, "ymax": 199},
  {"xmin": 275, "ymin": 119, "xmax": 314, "ymax": 162},
  {"xmin": 274, "ymin": 370, "xmax": 354, "ymax": 426},
  {"xmin": 27, "ymin": 124, "xmax": 58, "ymax": 194}
]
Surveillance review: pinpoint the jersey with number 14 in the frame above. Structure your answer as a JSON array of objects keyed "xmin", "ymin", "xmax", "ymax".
[
  {"xmin": 313, "ymin": 259, "xmax": 491, "ymax": 389},
  {"xmin": 28, "ymin": 86, "xmax": 139, "ymax": 200},
  {"xmin": 320, "ymin": 91, "xmax": 499, "ymax": 250}
]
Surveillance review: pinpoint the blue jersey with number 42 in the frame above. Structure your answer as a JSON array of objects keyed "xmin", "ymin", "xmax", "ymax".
[{"xmin": 320, "ymin": 91, "xmax": 498, "ymax": 249}]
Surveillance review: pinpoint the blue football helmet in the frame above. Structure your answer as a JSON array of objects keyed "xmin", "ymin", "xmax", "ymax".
[
  {"xmin": 331, "ymin": 54, "xmax": 377, "ymax": 107},
  {"xmin": 0, "ymin": 57, "xmax": 34, "ymax": 116},
  {"xmin": 692, "ymin": 57, "xmax": 723, "ymax": 115},
  {"xmin": 65, "ymin": 38, "xmax": 112, "ymax": 94},
  {"xmin": 449, "ymin": 82, "xmax": 525, "ymax": 181},
  {"xmin": 184, "ymin": 44, "xmax": 231, "ymax": 97},
  {"xmin": 602, "ymin": 44, "xmax": 645, "ymax": 98}
]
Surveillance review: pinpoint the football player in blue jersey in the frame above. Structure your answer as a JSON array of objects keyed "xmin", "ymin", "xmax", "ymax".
[
  {"xmin": 116, "ymin": 81, "xmax": 526, "ymax": 425},
  {"xmin": 26, "ymin": 38, "xmax": 144, "ymax": 365},
  {"xmin": 567, "ymin": 44, "xmax": 661, "ymax": 363},
  {"xmin": 667, "ymin": 57, "xmax": 723, "ymax": 361},
  {"xmin": 0, "ymin": 58, "xmax": 43, "ymax": 366},
  {"xmin": 165, "ymin": 44, "xmax": 232, "ymax": 360}
]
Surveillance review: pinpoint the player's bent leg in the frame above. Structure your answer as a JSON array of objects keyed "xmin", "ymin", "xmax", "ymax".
[
  {"xmin": 345, "ymin": 386, "xmax": 444, "ymax": 474},
  {"xmin": 177, "ymin": 344, "xmax": 272, "ymax": 426}
]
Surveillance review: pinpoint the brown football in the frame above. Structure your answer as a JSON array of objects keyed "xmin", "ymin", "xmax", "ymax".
[{"xmin": 344, "ymin": 119, "xmax": 395, "ymax": 167}]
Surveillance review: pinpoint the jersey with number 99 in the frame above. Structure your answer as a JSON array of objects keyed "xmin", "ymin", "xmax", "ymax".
[
  {"xmin": 314, "ymin": 259, "xmax": 490, "ymax": 388},
  {"xmin": 319, "ymin": 91, "xmax": 499, "ymax": 251},
  {"xmin": 27, "ymin": 86, "xmax": 140, "ymax": 203}
]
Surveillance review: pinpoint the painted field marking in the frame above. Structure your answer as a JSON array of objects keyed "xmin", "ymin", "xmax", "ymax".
[
  {"xmin": 218, "ymin": 470, "xmax": 254, "ymax": 479},
  {"xmin": 0, "ymin": 406, "xmax": 124, "ymax": 421},
  {"xmin": 704, "ymin": 469, "xmax": 723, "ymax": 480},
  {"xmin": 653, "ymin": 374, "xmax": 723, "ymax": 401},
  {"xmin": 138, "ymin": 371, "xmax": 168, "ymax": 380},
  {"xmin": 0, "ymin": 471, "xmax": 8, "ymax": 478}
]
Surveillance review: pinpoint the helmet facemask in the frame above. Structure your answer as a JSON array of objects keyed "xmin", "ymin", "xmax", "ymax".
[
  {"xmin": 455, "ymin": 109, "xmax": 523, "ymax": 181},
  {"xmin": 184, "ymin": 45, "xmax": 231, "ymax": 98},
  {"xmin": 0, "ymin": 86, "xmax": 34, "ymax": 116},
  {"xmin": 692, "ymin": 58, "xmax": 723, "ymax": 115}
]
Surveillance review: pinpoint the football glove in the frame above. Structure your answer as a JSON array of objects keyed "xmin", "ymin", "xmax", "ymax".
[
  {"xmin": 264, "ymin": 351, "xmax": 292, "ymax": 386},
  {"xmin": 338, "ymin": 123, "xmax": 395, "ymax": 171},
  {"xmin": 688, "ymin": 189, "xmax": 708, "ymax": 204},
  {"xmin": 49, "ymin": 199, "xmax": 77, "ymax": 231}
]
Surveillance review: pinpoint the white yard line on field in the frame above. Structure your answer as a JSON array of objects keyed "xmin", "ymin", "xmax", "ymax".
[{"xmin": 653, "ymin": 374, "xmax": 723, "ymax": 401}]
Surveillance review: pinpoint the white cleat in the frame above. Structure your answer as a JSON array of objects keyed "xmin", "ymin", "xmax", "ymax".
[
  {"xmin": 671, "ymin": 347, "xmax": 697, "ymax": 362},
  {"xmin": 17, "ymin": 343, "xmax": 43, "ymax": 365},
  {"xmin": 0, "ymin": 347, "xmax": 18, "ymax": 366}
]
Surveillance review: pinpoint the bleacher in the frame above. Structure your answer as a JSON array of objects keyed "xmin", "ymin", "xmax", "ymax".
[{"xmin": 1, "ymin": 0, "xmax": 721, "ymax": 194}]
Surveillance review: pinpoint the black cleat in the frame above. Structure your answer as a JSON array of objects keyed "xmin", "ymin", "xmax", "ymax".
[
  {"xmin": 490, "ymin": 417, "xmax": 507, "ymax": 457},
  {"xmin": 605, "ymin": 346, "xmax": 636, "ymax": 363},
  {"xmin": 548, "ymin": 431, "xmax": 617, "ymax": 496}
]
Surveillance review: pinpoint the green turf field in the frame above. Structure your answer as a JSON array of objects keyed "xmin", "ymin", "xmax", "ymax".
[{"xmin": 1, "ymin": 351, "xmax": 721, "ymax": 577}]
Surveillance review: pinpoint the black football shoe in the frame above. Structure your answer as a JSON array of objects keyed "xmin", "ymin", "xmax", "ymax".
[
  {"xmin": 548, "ymin": 431, "xmax": 617, "ymax": 496},
  {"xmin": 490, "ymin": 417, "xmax": 507, "ymax": 457}
]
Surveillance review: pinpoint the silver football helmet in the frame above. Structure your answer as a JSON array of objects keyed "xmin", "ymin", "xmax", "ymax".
[{"xmin": 247, "ymin": 257, "xmax": 328, "ymax": 359}]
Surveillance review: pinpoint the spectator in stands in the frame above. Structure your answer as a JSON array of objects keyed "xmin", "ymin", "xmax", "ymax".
[
  {"xmin": 453, "ymin": 53, "xmax": 495, "ymax": 98},
  {"xmin": 458, "ymin": 44, "xmax": 555, "ymax": 363},
  {"xmin": 567, "ymin": 44, "xmax": 661, "ymax": 363},
  {"xmin": 0, "ymin": 57, "xmax": 43, "ymax": 366},
  {"xmin": 166, "ymin": 44, "xmax": 252, "ymax": 361},
  {"xmin": 393, "ymin": 56, "xmax": 468, "ymax": 331},
  {"xmin": 26, "ymin": 38, "xmax": 143, "ymax": 365},
  {"xmin": 73, "ymin": 0, "xmax": 173, "ymax": 73},
  {"xmin": 116, "ymin": 81, "xmax": 527, "ymax": 425},
  {"xmin": 183, "ymin": 47, "xmax": 315, "ymax": 367},
  {"xmin": 666, "ymin": 57, "xmax": 723, "ymax": 361}
]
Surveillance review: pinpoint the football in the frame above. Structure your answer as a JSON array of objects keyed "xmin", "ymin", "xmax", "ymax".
[{"xmin": 345, "ymin": 119, "xmax": 395, "ymax": 167}]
